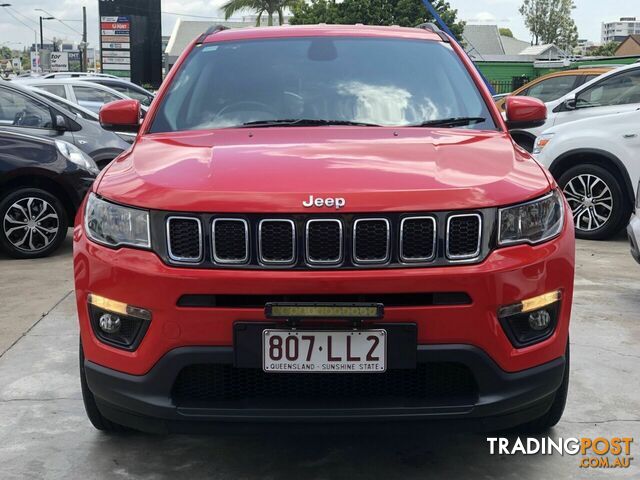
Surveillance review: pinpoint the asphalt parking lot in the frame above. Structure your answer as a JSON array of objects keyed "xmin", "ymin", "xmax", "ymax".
[{"xmin": 0, "ymin": 232, "xmax": 638, "ymax": 479}]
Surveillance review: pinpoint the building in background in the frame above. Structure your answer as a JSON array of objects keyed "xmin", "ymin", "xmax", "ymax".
[
  {"xmin": 164, "ymin": 19, "xmax": 253, "ymax": 71},
  {"xmin": 602, "ymin": 17, "xmax": 640, "ymax": 43},
  {"xmin": 615, "ymin": 35, "xmax": 640, "ymax": 56},
  {"xmin": 462, "ymin": 25, "xmax": 566, "ymax": 62}
]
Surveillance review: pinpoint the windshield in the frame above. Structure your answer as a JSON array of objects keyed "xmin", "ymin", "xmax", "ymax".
[{"xmin": 150, "ymin": 37, "xmax": 495, "ymax": 132}]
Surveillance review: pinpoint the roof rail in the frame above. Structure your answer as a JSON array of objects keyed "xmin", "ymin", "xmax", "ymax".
[
  {"xmin": 416, "ymin": 22, "xmax": 450, "ymax": 42},
  {"xmin": 196, "ymin": 24, "xmax": 230, "ymax": 44}
]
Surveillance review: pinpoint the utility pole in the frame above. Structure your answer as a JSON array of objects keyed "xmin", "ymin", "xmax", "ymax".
[
  {"xmin": 82, "ymin": 6, "xmax": 87, "ymax": 72},
  {"xmin": 39, "ymin": 16, "xmax": 54, "ymax": 50}
]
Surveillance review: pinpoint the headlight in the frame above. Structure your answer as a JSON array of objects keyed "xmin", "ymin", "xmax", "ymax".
[
  {"xmin": 55, "ymin": 140, "xmax": 99, "ymax": 174},
  {"xmin": 498, "ymin": 190, "xmax": 564, "ymax": 246},
  {"xmin": 84, "ymin": 193, "xmax": 150, "ymax": 248},
  {"xmin": 533, "ymin": 133, "xmax": 554, "ymax": 155}
]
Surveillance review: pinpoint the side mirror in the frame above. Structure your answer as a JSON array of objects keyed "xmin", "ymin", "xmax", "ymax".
[
  {"xmin": 563, "ymin": 95, "xmax": 577, "ymax": 111},
  {"xmin": 54, "ymin": 114, "xmax": 68, "ymax": 132},
  {"xmin": 99, "ymin": 99, "xmax": 141, "ymax": 133},
  {"xmin": 504, "ymin": 96, "xmax": 547, "ymax": 130}
]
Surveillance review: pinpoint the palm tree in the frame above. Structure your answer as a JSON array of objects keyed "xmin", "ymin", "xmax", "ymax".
[{"xmin": 222, "ymin": 0, "xmax": 299, "ymax": 27}]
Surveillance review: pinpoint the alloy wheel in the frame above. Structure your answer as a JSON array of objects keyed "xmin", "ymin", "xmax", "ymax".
[
  {"xmin": 562, "ymin": 174, "xmax": 613, "ymax": 232},
  {"xmin": 2, "ymin": 197, "xmax": 60, "ymax": 253}
]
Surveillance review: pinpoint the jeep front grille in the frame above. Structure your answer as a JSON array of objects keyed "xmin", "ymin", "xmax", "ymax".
[{"xmin": 161, "ymin": 211, "xmax": 489, "ymax": 269}]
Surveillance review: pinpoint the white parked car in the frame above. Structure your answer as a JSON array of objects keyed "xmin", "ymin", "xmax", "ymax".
[
  {"xmin": 512, "ymin": 63, "xmax": 640, "ymax": 152},
  {"xmin": 534, "ymin": 108, "xmax": 640, "ymax": 239},
  {"xmin": 13, "ymin": 78, "xmax": 137, "ymax": 114},
  {"xmin": 42, "ymin": 71, "xmax": 118, "ymax": 80}
]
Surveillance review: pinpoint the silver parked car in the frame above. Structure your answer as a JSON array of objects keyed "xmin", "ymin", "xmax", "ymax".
[{"xmin": 13, "ymin": 78, "xmax": 138, "ymax": 114}]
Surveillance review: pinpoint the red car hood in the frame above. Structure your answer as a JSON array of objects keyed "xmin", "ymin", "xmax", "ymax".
[{"xmin": 97, "ymin": 128, "xmax": 550, "ymax": 213}]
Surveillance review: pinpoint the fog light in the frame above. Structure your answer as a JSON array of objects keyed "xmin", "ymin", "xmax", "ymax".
[
  {"xmin": 87, "ymin": 294, "xmax": 152, "ymax": 351},
  {"xmin": 528, "ymin": 310, "xmax": 551, "ymax": 330},
  {"xmin": 99, "ymin": 313, "xmax": 121, "ymax": 334},
  {"xmin": 498, "ymin": 290, "xmax": 561, "ymax": 347}
]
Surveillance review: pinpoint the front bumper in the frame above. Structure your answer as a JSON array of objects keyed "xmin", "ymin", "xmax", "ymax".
[
  {"xmin": 74, "ymin": 209, "xmax": 574, "ymax": 429},
  {"xmin": 85, "ymin": 344, "xmax": 566, "ymax": 433},
  {"xmin": 628, "ymin": 214, "xmax": 640, "ymax": 264}
]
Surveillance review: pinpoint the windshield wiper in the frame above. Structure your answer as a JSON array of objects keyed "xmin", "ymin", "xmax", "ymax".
[
  {"xmin": 410, "ymin": 117, "xmax": 487, "ymax": 128},
  {"xmin": 239, "ymin": 118, "xmax": 382, "ymax": 128}
]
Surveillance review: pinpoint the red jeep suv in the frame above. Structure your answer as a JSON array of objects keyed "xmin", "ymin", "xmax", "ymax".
[{"xmin": 74, "ymin": 24, "xmax": 574, "ymax": 433}]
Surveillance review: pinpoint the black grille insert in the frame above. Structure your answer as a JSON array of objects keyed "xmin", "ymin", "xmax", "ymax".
[
  {"xmin": 306, "ymin": 219, "xmax": 342, "ymax": 264},
  {"xmin": 172, "ymin": 363, "xmax": 478, "ymax": 407},
  {"xmin": 353, "ymin": 219, "xmax": 390, "ymax": 263},
  {"xmin": 167, "ymin": 217, "xmax": 202, "ymax": 262},
  {"xmin": 213, "ymin": 219, "xmax": 248, "ymax": 263},
  {"xmin": 447, "ymin": 215, "xmax": 481, "ymax": 259},
  {"xmin": 259, "ymin": 220, "xmax": 295, "ymax": 264},
  {"xmin": 177, "ymin": 292, "xmax": 472, "ymax": 308},
  {"xmin": 401, "ymin": 217, "xmax": 436, "ymax": 261}
]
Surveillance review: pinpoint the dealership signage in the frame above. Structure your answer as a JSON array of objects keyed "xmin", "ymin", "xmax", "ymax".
[
  {"xmin": 50, "ymin": 52, "xmax": 69, "ymax": 72},
  {"xmin": 100, "ymin": 15, "xmax": 131, "ymax": 79},
  {"xmin": 98, "ymin": 0, "xmax": 162, "ymax": 88}
]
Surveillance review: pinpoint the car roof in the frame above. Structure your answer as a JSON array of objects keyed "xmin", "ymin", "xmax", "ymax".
[
  {"xmin": 14, "ymin": 78, "xmax": 129, "ymax": 97},
  {"xmin": 202, "ymin": 24, "xmax": 443, "ymax": 44},
  {"xmin": 542, "ymin": 67, "xmax": 613, "ymax": 77}
]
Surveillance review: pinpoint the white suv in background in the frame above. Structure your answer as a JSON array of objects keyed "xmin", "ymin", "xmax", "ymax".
[
  {"xmin": 534, "ymin": 108, "xmax": 640, "ymax": 240},
  {"xmin": 512, "ymin": 63, "xmax": 640, "ymax": 152}
]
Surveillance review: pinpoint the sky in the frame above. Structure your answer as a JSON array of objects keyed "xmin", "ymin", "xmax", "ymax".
[{"xmin": 0, "ymin": 0, "xmax": 638, "ymax": 51}]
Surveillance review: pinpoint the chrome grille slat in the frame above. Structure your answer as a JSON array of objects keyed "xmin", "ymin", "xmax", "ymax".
[
  {"xmin": 258, "ymin": 219, "xmax": 296, "ymax": 265},
  {"xmin": 446, "ymin": 214, "xmax": 482, "ymax": 260},
  {"xmin": 400, "ymin": 216, "xmax": 437, "ymax": 262},
  {"xmin": 306, "ymin": 219, "xmax": 343, "ymax": 265},
  {"xmin": 212, "ymin": 218, "xmax": 249, "ymax": 264},
  {"xmin": 353, "ymin": 218, "xmax": 390, "ymax": 264},
  {"xmin": 166, "ymin": 216, "xmax": 203, "ymax": 263}
]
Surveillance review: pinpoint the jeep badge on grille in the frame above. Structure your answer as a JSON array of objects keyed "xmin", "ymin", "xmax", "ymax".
[{"xmin": 302, "ymin": 195, "xmax": 346, "ymax": 209}]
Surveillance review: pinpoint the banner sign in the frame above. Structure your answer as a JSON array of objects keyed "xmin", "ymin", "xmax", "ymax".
[{"xmin": 100, "ymin": 15, "xmax": 131, "ymax": 80}]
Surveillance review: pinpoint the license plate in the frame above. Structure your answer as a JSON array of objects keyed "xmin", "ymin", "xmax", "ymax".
[{"xmin": 263, "ymin": 329, "xmax": 386, "ymax": 373}]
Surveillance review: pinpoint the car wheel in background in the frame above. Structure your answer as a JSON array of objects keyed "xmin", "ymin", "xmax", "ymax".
[
  {"xmin": 0, "ymin": 188, "xmax": 69, "ymax": 258},
  {"xmin": 558, "ymin": 164, "xmax": 631, "ymax": 240}
]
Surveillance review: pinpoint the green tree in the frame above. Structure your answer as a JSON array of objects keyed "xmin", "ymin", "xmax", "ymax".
[
  {"xmin": 519, "ymin": 0, "xmax": 578, "ymax": 49},
  {"xmin": 222, "ymin": 0, "xmax": 301, "ymax": 26},
  {"xmin": 499, "ymin": 28, "xmax": 513, "ymax": 38},
  {"xmin": 290, "ymin": 0, "xmax": 465, "ymax": 40},
  {"xmin": 587, "ymin": 41, "xmax": 620, "ymax": 57},
  {"xmin": 0, "ymin": 46, "xmax": 12, "ymax": 60}
]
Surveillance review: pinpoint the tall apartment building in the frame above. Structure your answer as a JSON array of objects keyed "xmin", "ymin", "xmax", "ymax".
[{"xmin": 602, "ymin": 17, "xmax": 640, "ymax": 43}]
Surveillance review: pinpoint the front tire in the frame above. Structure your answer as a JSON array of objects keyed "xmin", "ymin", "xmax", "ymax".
[
  {"xmin": 558, "ymin": 164, "xmax": 631, "ymax": 240},
  {"xmin": 0, "ymin": 188, "xmax": 68, "ymax": 258}
]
